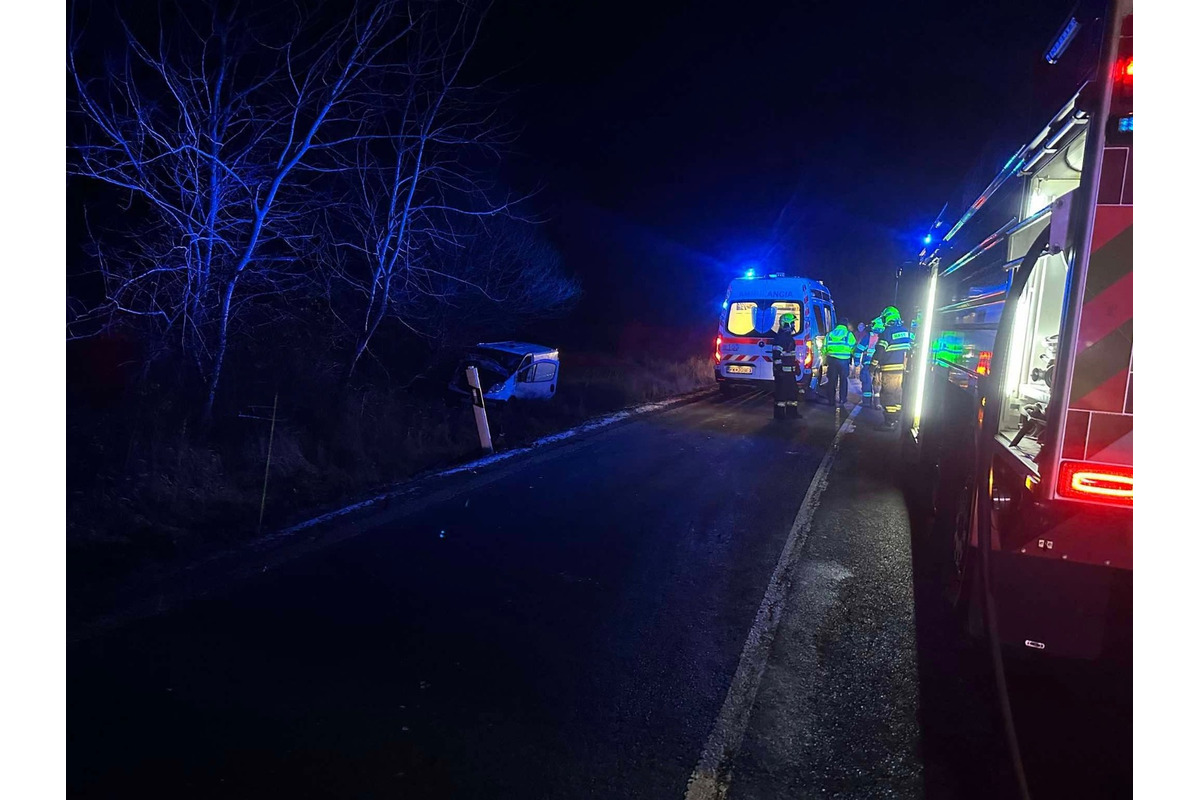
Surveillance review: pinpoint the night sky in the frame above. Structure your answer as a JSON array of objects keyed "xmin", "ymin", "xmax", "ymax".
[{"xmin": 467, "ymin": 0, "xmax": 1076, "ymax": 349}]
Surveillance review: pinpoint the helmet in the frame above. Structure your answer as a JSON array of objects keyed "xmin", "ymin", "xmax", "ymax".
[
  {"xmin": 779, "ymin": 312, "xmax": 797, "ymax": 330},
  {"xmin": 871, "ymin": 316, "xmax": 885, "ymax": 333},
  {"xmin": 882, "ymin": 306, "xmax": 901, "ymax": 325}
]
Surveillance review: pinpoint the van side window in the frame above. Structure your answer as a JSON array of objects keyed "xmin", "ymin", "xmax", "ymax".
[
  {"xmin": 824, "ymin": 307, "xmax": 833, "ymax": 333},
  {"xmin": 814, "ymin": 305, "xmax": 829, "ymax": 336},
  {"xmin": 531, "ymin": 362, "xmax": 557, "ymax": 382}
]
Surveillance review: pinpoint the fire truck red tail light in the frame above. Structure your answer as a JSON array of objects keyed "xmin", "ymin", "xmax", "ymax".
[
  {"xmin": 976, "ymin": 351, "xmax": 993, "ymax": 375},
  {"xmin": 1057, "ymin": 461, "xmax": 1133, "ymax": 506}
]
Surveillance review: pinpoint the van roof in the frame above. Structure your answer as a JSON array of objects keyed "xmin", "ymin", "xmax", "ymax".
[
  {"xmin": 726, "ymin": 275, "xmax": 831, "ymax": 299},
  {"xmin": 477, "ymin": 341, "xmax": 558, "ymax": 356}
]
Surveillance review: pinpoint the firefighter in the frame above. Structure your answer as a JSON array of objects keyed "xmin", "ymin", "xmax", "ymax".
[
  {"xmin": 854, "ymin": 317, "xmax": 883, "ymax": 409},
  {"xmin": 771, "ymin": 312, "xmax": 802, "ymax": 420},
  {"xmin": 871, "ymin": 306, "xmax": 912, "ymax": 430},
  {"xmin": 824, "ymin": 321, "xmax": 856, "ymax": 407}
]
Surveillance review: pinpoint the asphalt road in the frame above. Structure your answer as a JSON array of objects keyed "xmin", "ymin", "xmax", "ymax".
[{"xmin": 68, "ymin": 388, "xmax": 1131, "ymax": 799}]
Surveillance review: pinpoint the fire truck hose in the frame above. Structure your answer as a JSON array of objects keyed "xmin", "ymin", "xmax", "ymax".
[{"xmin": 974, "ymin": 227, "xmax": 1050, "ymax": 800}]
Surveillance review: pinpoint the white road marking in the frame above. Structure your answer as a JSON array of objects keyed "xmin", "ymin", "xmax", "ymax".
[
  {"xmin": 278, "ymin": 391, "xmax": 711, "ymax": 536},
  {"xmin": 684, "ymin": 405, "xmax": 860, "ymax": 800}
]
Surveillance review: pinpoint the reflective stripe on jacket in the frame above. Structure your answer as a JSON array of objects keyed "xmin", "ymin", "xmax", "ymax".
[
  {"xmin": 771, "ymin": 328, "xmax": 798, "ymax": 365},
  {"xmin": 872, "ymin": 322, "xmax": 912, "ymax": 368}
]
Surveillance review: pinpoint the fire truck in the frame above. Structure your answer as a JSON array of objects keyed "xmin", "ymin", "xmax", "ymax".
[{"xmin": 904, "ymin": 0, "xmax": 1132, "ymax": 660}]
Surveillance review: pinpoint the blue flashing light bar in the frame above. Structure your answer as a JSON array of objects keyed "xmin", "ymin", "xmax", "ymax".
[
  {"xmin": 1118, "ymin": 115, "xmax": 1133, "ymax": 133},
  {"xmin": 1044, "ymin": 17, "xmax": 1080, "ymax": 65},
  {"xmin": 744, "ymin": 269, "xmax": 756, "ymax": 278}
]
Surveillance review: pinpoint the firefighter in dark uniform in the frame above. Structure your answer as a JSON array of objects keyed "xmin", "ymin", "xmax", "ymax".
[
  {"xmin": 871, "ymin": 306, "xmax": 912, "ymax": 430},
  {"xmin": 771, "ymin": 312, "xmax": 802, "ymax": 420}
]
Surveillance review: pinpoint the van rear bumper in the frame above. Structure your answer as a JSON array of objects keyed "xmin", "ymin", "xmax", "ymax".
[{"xmin": 714, "ymin": 368, "xmax": 813, "ymax": 388}]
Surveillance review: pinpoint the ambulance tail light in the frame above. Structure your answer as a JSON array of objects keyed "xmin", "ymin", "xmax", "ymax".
[
  {"xmin": 1056, "ymin": 461, "xmax": 1133, "ymax": 507},
  {"xmin": 714, "ymin": 336, "xmax": 722, "ymax": 363},
  {"xmin": 804, "ymin": 340, "xmax": 813, "ymax": 368}
]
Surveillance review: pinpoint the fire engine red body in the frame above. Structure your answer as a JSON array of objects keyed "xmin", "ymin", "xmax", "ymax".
[{"xmin": 905, "ymin": 1, "xmax": 1133, "ymax": 659}]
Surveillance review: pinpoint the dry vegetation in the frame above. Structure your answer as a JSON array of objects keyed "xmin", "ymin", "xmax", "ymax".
[{"xmin": 67, "ymin": 354, "xmax": 713, "ymax": 598}]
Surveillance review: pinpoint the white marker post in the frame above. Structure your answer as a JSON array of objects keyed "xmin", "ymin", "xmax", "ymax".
[{"xmin": 465, "ymin": 365, "xmax": 494, "ymax": 454}]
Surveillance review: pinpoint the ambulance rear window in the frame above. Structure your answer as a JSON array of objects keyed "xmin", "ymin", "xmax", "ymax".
[{"xmin": 724, "ymin": 301, "xmax": 803, "ymax": 336}]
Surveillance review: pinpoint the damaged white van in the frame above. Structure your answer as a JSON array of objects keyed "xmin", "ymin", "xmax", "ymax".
[
  {"xmin": 713, "ymin": 274, "xmax": 837, "ymax": 396},
  {"xmin": 448, "ymin": 342, "xmax": 560, "ymax": 403}
]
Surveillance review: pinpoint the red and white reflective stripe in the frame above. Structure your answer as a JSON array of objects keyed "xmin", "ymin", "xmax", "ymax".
[{"xmin": 722, "ymin": 354, "xmax": 765, "ymax": 362}]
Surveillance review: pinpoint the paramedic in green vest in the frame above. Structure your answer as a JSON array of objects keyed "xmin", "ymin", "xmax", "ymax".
[
  {"xmin": 855, "ymin": 317, "xmax": 884, "ymax": 409},
  {"xmin": 824, "ymin": 321, "xmax": 856, "ymax": 407},
  {"xmin": 871, "ymin": 306, "xmax": 912, "ymax": 430},
  {"xmin": 771, "ymin": 313, "xmax": 802, "ymax": 420}
]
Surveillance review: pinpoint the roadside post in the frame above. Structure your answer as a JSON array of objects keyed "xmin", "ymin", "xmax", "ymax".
[{"xmin": 465, "ymin": 366, "xmax": 494, "ymax": 453}]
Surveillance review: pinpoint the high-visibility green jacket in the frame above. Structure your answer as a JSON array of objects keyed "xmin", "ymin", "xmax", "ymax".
[{"xmin": 825, "ymin": 324, "xmax": 856, "ymax": 360}]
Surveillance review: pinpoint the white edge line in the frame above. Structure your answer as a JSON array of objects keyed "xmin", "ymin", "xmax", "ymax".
[
  {"xmin": 277, "ymin": 393, "xmax": 707, "ymax": 537},
  {"xmin": 684, "ymin": 405, "xmax": 860, "ymax": 800}
]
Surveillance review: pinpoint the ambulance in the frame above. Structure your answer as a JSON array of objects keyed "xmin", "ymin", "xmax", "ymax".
[
  {"xmin": 904, "ymin": 0, "xmax": 1133, "ymax": 659},
  {"xmin": 713, "ymin": 274, "xmax": 837, "ymax": 396}
]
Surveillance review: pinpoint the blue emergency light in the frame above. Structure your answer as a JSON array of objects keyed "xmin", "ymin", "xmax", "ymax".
[
  {"xmin": 1118, "ymin": 115, "xmax": 1133, "ymax": 132},
  {"xmin": 744, "ymin": 269, "xmax": 756, "ymax": 278},
  {"xmin": 923, "ymin": 234, "xmax": 933, "ymax": 245},
  {"xmin": 1044, "ymin": 17, "xmax": 1080, "ymax": 65}
]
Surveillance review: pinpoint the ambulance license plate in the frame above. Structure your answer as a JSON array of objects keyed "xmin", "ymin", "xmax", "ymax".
[{"xmin": 727, "ymin": 364, "xmax": 753, "ymax": 375}]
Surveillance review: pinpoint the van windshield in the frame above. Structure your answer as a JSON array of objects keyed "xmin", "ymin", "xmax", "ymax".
[
  {"xmin": 469, "ymin": 347, "xmax": 525, "ymax": 373},
  {"xmin": 725, "ymin": 301, "xmax": 803, "ymax": 336}
]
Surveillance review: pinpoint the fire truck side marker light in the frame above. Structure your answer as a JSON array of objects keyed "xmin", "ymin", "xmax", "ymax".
[{"xmin": 977, "ymin": 351, "xmax": 993, "ymax": 375}]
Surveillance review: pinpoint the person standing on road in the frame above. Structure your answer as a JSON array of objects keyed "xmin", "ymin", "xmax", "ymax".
[
  {"xmin": 854, "ymin": 318, "xmax": 882, "ymax": 409},
  {"xmin": 871, "ymin": 306, "xmax": 912, "ymax": 430},
  {"xmin": 771, "ymin": 313, "xmax": 802, "ymax": 420},
  {"xmin": 824, "ymin": 321, "xmax": 856, "ymax": 407}
]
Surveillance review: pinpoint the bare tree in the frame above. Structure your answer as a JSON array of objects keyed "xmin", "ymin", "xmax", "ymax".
[
  {"xmin": 68, "ymin": 0, "xmax": 417, "ymax": 419},
  {"xmin": 328, "ymin": 1, "xmax": 533, "ymax": 379},
  {"xmin": 417, "ymin": 218, "xmax": 581, "ymax": 351}
]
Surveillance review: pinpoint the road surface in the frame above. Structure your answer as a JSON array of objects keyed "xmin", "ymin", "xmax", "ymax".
[{"xmin": 68, "ymin": 389, "xmax": 1131, "ymax": 798}]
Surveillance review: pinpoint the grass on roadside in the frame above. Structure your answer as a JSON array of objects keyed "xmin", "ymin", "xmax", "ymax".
[{"xmin": 67, "ymin": 354, "xmax": 714, "ymax": 600}]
